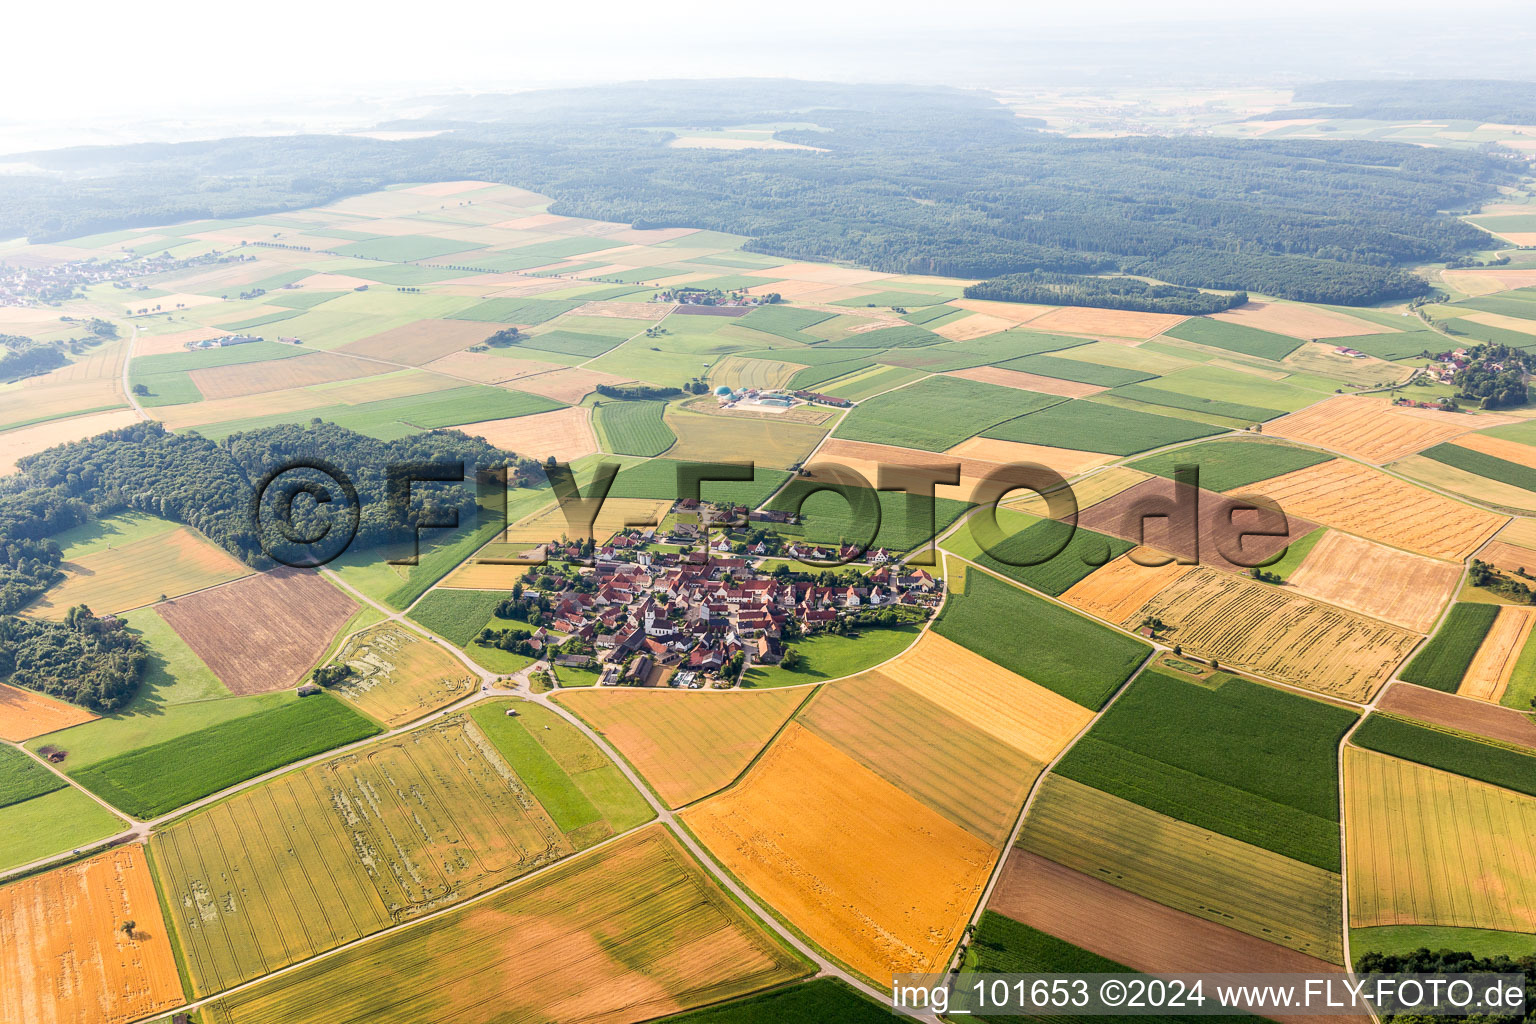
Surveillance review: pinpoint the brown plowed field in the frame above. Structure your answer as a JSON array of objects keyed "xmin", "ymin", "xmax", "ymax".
[
  {"xmin": 1458, "ymin": 606, "xmax": 1536, "ymax": 703},
  {"xmin": 0, "ymin": 845, "xmax": 184, "ymax": 1024},
  {"xmin": 1375, "ymin": 682, "xmax": 1536, "ymax": 751},
  {"xmin": 1287, "ymin": 530, "xmax": 1461, "ymax": 633},
  {"xmin": 189, "ymin": 351, "xmax": 382, "ymax": 400},
  {"xmin": 1078, "ymin": 475, "xmax": 1316, "ymax": 572},
  {"xmin": 988, "ymin": 850, "xmax": 1356, "ymax": 1024},
  {"xmin": 158, "ymin": 568, "xmax": 358, "ymax": 695},
  {"xmin": 338, "ymin": 319, "xmax": 494, "ymax": 364},
  {"xmin": 1264, "ymin": 397, "xmax": 1478, "ymax": 463},
  {"xmin": 1234, "ymin": 459, "xmax": 1507, "ymax": 562},
  {"xmin": 947, "ymin": 366, "xmax": 1107, "ymax": 398}
]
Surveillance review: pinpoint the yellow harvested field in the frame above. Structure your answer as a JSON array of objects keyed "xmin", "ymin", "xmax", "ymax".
[
  {"xmin": 1458, "ymin": 607, "xmax": 1536, "ymax": 704},
  {"xmin": 875, "ymin": 632, "xmax": 1093, "ymax": 762},
  {"xmin": 131, "ymin": 327, "xmax": 227, "ymax": 356},
  {"xmin": 1025, "ymin": 305, "xmax": 1188, "ymax": 339},
  {"xmin": 1461, "ymin": 310, "xmax": 1536, "ymax": 338},
  {"xmin": 683, "ymin": 723, "xmax": 995, "ymax": 983},
  {"xmin": 1236, "ymin": 459, "xmax": 1507, "ymax": 562},
  {"xmin": 800, "ymin": 667, "xmax": 1046, "ymax": 846},
  {"xmin": 200, "ymin": 827, "xmax": 807, "ymax": 1024},
  {"xmin": 329, "ymin": 622, "xmax": 478, "ymax": 727},
  {"xmin": 1453, "ymin": 431, "xmax": 1536, "ymax": 470},
  {"xmin": 556, "ymin": 687, "xmax": 806, "ymax": 807},
  {"xmin": 457, "ymin": 406, "xmax": 596, "ymax": 462},
  {"xmin": 1287, "ymin": 531, "xmax": 1461, "ymax": 633},
  {"xmin": 1283, "ymin": 343, "xmax": 1413, "ymax": 387},
  {"xmin": 436, "ymin": 558, "xmax": 532, "ymax": 590},
  {"xmin": 24, "ymin": 527, "xmax": 251, "ymax": 619},
  {"xmin": 1062, "ymin": 551, "xmax": 1202, "ymax": 624},
  {"xmin": 946, "ymin": 436, "xmax": 1117, "ymax": 478},
  {"xmin": 404, "ymin": 179, "xmax": 494, "ymax": 196},
  {"xmin": 0, "ymin": 845, "xmax": 184, "ymax": 1024},
  {"xmin": 1498, "ymin": 517, "xmax": 1536, "ymax": 550},
  {"xmin": 1007, "ymin": 466, "xmax": 1152, "ymax": 518},
  {"xmin": 574, "ymin": 299, "xmax": 672, "ymax": 320},
  {"xmin": 1345, "ymin": 747, "xmax": 1536, "ymax": 932},
  {"xmin": 1392, "ymin": 455, "xmax": 1536, "ymax": 514},
  {"xmin": 931, "ymin": 312, "xmax": 1015, "ymax": 341},
  {"xmin": 188, "ymin": 350, "xmax": 381, "ymax": 400},
  {"xmin": 1124, "ymin": 566, "xmax": 1421, "ymax": 700},
  {"xmin": 1263, "ymin": 397, "xmax": 1477, "ymax": 463},
  {"xmin": 947, "ymin": 365, "xmax": 1107, "ymax": 398},
  {"xmin": 338, "ymin": 319, "xmax": 493, "ymax": 364},
  {"xmin": 0, "ymin": 681, "xmax": 95, "ymax": 742},
  {"xmin": 667, "ymin": 407, "xmax": 827, "ymax": 469},
  {"xmin": 1019, "ymin": 776, "xmax": 1344, "ymax": 962},
  {"xmin": 949, "ymin": 298, "xmax": 1056, "ymax": 324},
  {"xmin": 745, "ymin": 262, "xmax": 891, "ymax": 286},
  {"xmin": 505, "ymin": 497, "xmax": 671, "ymax": 545},
  {"xmin": 419, "ymin": 350, "xmax": 567, "ymax": 383},
  {"xmin": 1478, "ymin": 539, "xmax": 1536, "ymax": 576},
  {"xmin": 506, "ymin": 366, "xmax": 633, "ymax": 404},
  {"xmin": 0, "ymin": 409, "xmax": 141, "ymax": 475},
  {"xmin": 1443, "ymin": 269, "xmax": 1536, "ymax": 292},
  {"xmin": 1213, "ymin": 301, "xmax": 1394, "ymax": 340},
  {"xmin": 152, "ymin": 386, "xmax": 337, "ymax": 431},
  {"xmin": 0, "ymin": 379, "xmax": 124, "ymax": 429},
  {"xmin": 807, "ymin": 437, "xmax": 1038, "ymax": 505}
]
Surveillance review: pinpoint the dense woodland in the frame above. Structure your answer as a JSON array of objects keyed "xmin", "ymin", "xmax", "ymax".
[
  {"xmin": 964, "ymin": 272, "xmax": 1248, "ymax": 314},
  {"xmin": 1270, "ymin": 79, "xmax": 1536, "ymax": 126},
  {"xmin": 0, "ymin": 421, "xmax": 543, "ymax": 617},
  {"xmin": 0, "ymin": 607, "xmax": 146, "ymax": 712},
  {"xmin": 0, "ymin": 81, "xmax": 1518, "ymax": 305},
  {"xmin": 1355, "ymin": 946, "xmax": 1535, "ymax": 1024}
]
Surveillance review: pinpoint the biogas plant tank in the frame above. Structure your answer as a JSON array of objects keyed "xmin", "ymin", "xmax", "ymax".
[{"xmin": 714, "ymin": 385, "xmax": 733, "ymax": 397}]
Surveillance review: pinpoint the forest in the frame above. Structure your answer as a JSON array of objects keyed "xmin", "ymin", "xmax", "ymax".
[
  {"xmin": 964, "ymin": 272, "xmax": 1248, "ymax": 314},
  {"xmin": 0, "ymin": 607, "xmax": 147, "ymax": 712},
  {"xmin": 1271, "ymin": 79, "xmax": 1536, "ymax": 125},
  {"xmin": 0, "ymin": 421, "xmax": 543, "ymax": 615},
  {"xmin": 0, "ymin": 81, "xmax": 1517, "ymax": 305}
]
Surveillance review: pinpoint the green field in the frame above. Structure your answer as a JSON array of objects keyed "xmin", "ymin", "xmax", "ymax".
[
  {"xmin": 129, "ymin": 340, "xmax": 306, "ymax": 376},
  {"xmin": 520, "ymin": 329, "xmax": 630, "ymax": 357},
  {"xmin": 450, "ymin": 297, "xmax": 586, "ymax": 325},
  {"xmin": 469, "ymin": 699, "xmax": 653, "ymax": 833},
  {"xmin": 819, "ymin": 365, "xmax": 929, "ymax": 402},
  {"xmin": 196, "ymin": 383, "xmax": 563, "ymax": 441},
  {"xmin": 334, "ymin": 234, "xmax": 485, "ymax": 262},
  {"xmin": 1000, "ymin": 353, "xmax": 1155, "ymax": 387},
  {"xmin": 1055, "ymin": 668, "xmax": 1359, "ymax": 870},
  {"xmin": 1503, "ymin": 625, "xmax": 1536, "ymax": 711},
  {"xmin": 1351, "ymin": 714, "xmax": 1536, "ymax": 799},
  {"xmin": 767, "ymin": 485, "xmax": 972, "ymax": 554},
  {"xmin": 658, "ymin": 978, "xmax": 897, "ymax": 1024},
  {"xmin": 834, "ymin": 375, "xmax": 1063, "ymax": 452},
  {"xmin": 593, "ymin": 400, "xmax": 676, "ymax": 456},
  {"xmin": 901, "ymin": 304, "xmax": 964, "ymax": 325},
  {"xmin": 1350, "ymin": 925, "xmax": 1536, "ymax": 962},
  {"xmin": 1131, "ymin": 439, "xmax": 1335, "ymax": 492},
  {"xmin": 1398, "ymin": 603, "xmax": 1500, "ymax": 692},
  {"xmin": 983, "ymin": 400, "xmax": 1226, "ymax": 455},
  {"xmin": 1327, "ymin": 330, "xmax": 1444, "ymax": 361},
  {"xmin": 945, "ymin": 515, "xmax": 1134, "ymax": 597},
  {"xmin": 1166, "ymin": 317, "xmax": 1305, "ymax": 361},
  {"xmin": 0, "ymin": 744, "xmax": 65, "ymax": 807},
  {"xmin": 879, "ymin": 330, "xmax": 1089, "ymax": 372},
  {"xmin": 820, "ymin": 324, "xmax": 942, "ymax": 349},
  {"xmin": 737, "ymin": 305, "xmax": 834, "ymax": 341},
  {"xmin": 70, "ymin": 694, "xmax": 381, "ymax": 818},
  {"xmin": 1421, "ymin": 442, "xmax": 1536, "ymax": 493},
  {"xmin": 581, "ymin": 457, "xmax": 790, "ymax": 508},
  {"xmin": 933, "ymin": 570, "xmax": 1149, "ymax": 710},
  {"xmin": 742, "ymin": 625, "xmax": 920, "ymax": 687},
  {"xmin": 406, "ymin": 588, "xmax": 504, "ymax": 647},
  {"xmin": 1109, "ymin": 383, "xmax": 1284, "ymax": 423},
  {"xmin": 788, "ymin": 357, "xmax": 875, "ymax": 389},
  {"xmin": 0, "ymin": 787, "xmax": 126, "ymax": 871}
]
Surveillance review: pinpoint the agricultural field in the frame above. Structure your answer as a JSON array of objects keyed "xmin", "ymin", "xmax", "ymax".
[
  {"xmin": 1056, "ymin": 666, "xmax": 1358, "ymax": 870},
  {"xmin": 1376, "ymin": 682, "xmax": 1536, "ymax": 751},
  {"xmin": 1457, "ymin": 606, "xmax": 1535, "ymax": 703},
  {"xmin": 1351, "ymin": 713, "xmax": 1536, "ymax": 799},
  {"xmin": 0, "ymin": 681, "xmax": 96, "ymax": 742},
  {"xmin": 0, "ymin": 846, "xmax": 184, "ymax": 1024},
  {"xmin": 1237, "ymin": 456, "xmax": 1508, "ymax": 562},
  {"xmin": 554, "ymin": 687, "xmax": 808, "ymax": 807},
  {"xmin": 326, "ymin": 622, "xmax": 477, "ymax": 726},
  {"xmin": 458, "ymin": 405, "xmax": 597, "ymax": 462},
  {"xmin": 664, "ymin": 405, "xmax": 828, "ymax": 468},
  {"xmin": 1130, "ymin": 438, "xmax": 1334, "ymax": 492},
  {"xmin": 833, "ymin": 375, "xmax": 1063, "ymax": 452},
  {"xmin": 934, "ymin": 568, "xmax": 1150, "ymax": 709},
  {"xmin": 153, "ymin": 704, "xmax": 647, "ymax": 995},
  {"xmin": 158, "ymin": 568, "xmax": 358, "ymax": 694},
  {"xmin": 23, "ymin": 523, "xmax": 252, "ymax": 619},
  {"xmin": 1164, "ymin": 316, "xmax": 1306, "ymax": 360},
  {"xmin": 1399, "ymin": 603, "xmax": 1501, "ymax": 692},
  {"xmin": 1286, "ymin": 530, "xmax": 1462, "ymax": 633},
  {"xmin": 404, "ymin": 587, "xmax": 504, "ymax": 646},
  {"xmin": 593, "ymin": 399, "xmax": 676, "ymax": 456},
  {"xmin": 683, "ymin": 723, "xmax": 995, "ymax": 983},
  {"xmin": 1263, "ymin": 397, "xmax": 1492, "ymax": 463},
  {"xmin": 200, "ymin": 827, "xmax": 809, "ymax": 1024},
  {"xmin": 739, "ymin": 623, "xmax": 921, "ymax": 687},
  {"xmin": 1344, "ymin": 747, "xmax": 1536, "ymax": 934},
  {"xmin": 1018, "ymin": 775, "xmax": 1344, "ymax": 961},
  {"xmin": 0, "ymin": 787, "xmax": 126, "ymax": 872},
  {"xmin": 982, "ymin": 398, "xmax": 1225, "ymax": 455}
]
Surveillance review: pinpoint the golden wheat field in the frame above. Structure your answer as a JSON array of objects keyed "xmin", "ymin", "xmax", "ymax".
[
  {"xmin": 1263, "ymin": 397, "xmax": 1481, "ymax": 463},
  {"xmin": 555, "ymin": 686, "xmax": 807, "ymax": 808},
  {"xmin": 328, "ymin": 622, "xmax": 477, "ymax": 726},
  {"xmin": 23, "ymin": 527, "xmax": 252, "ymax": 619},
  {"xmin": 682, "ymin": 723, "xmax": 995, "ymax": 983},
  {"xmin": 1235, "ymin": 459, "xmax": 1507, "ymax": 561},
  {"xmin": 1345, "ymin": 747, "xmax": 1536, "ymax": 933},
  {"xmin": 1457, "ymin": 607, "xmax": 1536, "ymax": 704},
  {"xmin": 1286, "ymin": 530, "xmax": 1462, "ymax": 633},
  {"xmin": 0, "ymin": 845, "xmax": 184, "ymax": 1024},
  {"xmin": 1061, "ymin": 551, "xmax": 1202, "ymax": 623},
  {"xmin": 0, "ymin": 681, "xmax": 97, "ymax": 742}
]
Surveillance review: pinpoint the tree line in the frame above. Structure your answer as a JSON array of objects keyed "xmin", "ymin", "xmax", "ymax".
[{"xmin": 964, "ymin": 272, "xmax": 1248, "ymax": 315}]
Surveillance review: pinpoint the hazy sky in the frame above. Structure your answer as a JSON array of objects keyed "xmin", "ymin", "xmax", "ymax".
[{"xmin": 5, "ymin": 0, "xmax": 1534, "ymax": 147}]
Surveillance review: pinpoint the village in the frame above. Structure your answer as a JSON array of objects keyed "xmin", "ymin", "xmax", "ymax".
[{"xmin": 480, "ymin": 497, "xmax": 943, "ymax": 690}]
